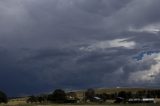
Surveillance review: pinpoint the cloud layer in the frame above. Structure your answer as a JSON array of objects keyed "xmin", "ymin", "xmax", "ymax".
[{"xmin": 1, "ymin": 0, "xmax": 160, "ymax": 96}]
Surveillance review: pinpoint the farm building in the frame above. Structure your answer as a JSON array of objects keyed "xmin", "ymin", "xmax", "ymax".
[
  {"xmin": 66, "ymin": 92, "xmax": 80, "ymax": 103},
  {"xmin": 128, "ymin": 98, "xmax": 155, "ymax": 103},
  {"xmin": 114, "ymin": 97, "xmax": 125, "ymax": 103}
]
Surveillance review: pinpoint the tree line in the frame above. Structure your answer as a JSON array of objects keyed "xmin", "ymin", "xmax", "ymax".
[
  {"xmin": 1, "ymin": 88, "xmax": 160, "ymax": 104},
  {"xmin": 26, "ymin": 88, "xmax": 160, "ymax": 104},
  {"xmin": 27, "ymin": 89, "xmax": 74, "ymax": 103}
]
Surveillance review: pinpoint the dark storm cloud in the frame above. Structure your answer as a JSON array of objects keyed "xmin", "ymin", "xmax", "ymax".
[
  {"xmin": 104, "ymin": 0, "xmax": 160, "ymax": 32},
  {"xmin": 74, "ymin": 0, "xmax": 131, "ymax": 16},
  {"xmin": 1, "ymin": 0, "xmax": 160, "ymax": 96}
]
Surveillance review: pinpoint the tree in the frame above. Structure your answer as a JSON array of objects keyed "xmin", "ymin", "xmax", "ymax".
[
  {"xmin": 0, "ymin": 91, "xmax": 7, "ymax": 103},
  {"xmin": 85, "ymin": 88, "xmax": 95, "ymax": 101},
  {"xmin": 37, "ymin": 96, "xmax": 44, "ymax": 103},
  {"xmin": 117, "ymin": 91, "xmax": 127, "ymax": 98},
  {"xmin": 48, "ymin": 89, "xmax": 66, "ymax": 103},
  {"xmin": 136, "ymin": 90, "xmax": 146, "ymax": 98}
]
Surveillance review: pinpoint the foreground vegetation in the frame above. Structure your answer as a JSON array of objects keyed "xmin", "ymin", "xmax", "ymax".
[{"xmin": 0, "ymin": 91, "xmax": 7, "ymax": 104}]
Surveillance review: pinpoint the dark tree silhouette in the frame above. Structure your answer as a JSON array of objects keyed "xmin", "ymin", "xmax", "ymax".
[
  {"xmin": 0, "ymin": 91, "xmax": 7, "ymax": 103},
  {"xmin": 37, "ymin": 96, "xmax": 44, "ymax": 103},
  {"xmin": 85, "ymin": 88, "xmax": 95, "ymax": 101},
  {"xmin": 48, "ymin": 89, "xmax": 66, "ymax": 103}
]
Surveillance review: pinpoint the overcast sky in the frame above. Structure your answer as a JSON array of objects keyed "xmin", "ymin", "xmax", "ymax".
[{"xmin": 1, "ymin": 0, "xmax": 160, "ymax": 96}]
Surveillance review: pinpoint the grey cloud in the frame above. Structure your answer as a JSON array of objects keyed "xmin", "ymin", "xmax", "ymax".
[
  {"xmin": 74, "ymin": 0, "xmax": 131, "ymax": 16},
  {"xmin": 1, "ymin": 0, "xmax": 160, "ymax": 96},
  {"xmin": 105, "ymin": 0, "xmax": 160, "ymax": 31}
]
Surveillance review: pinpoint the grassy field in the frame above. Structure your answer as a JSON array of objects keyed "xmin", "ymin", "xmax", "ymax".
[
  {"xmin": 0, "ymin": 100, "xmax": 159, "ymax": 106},
  {"xmin": 1, "ymin": 100, "xmax": 160, "ymax": 106},
  {"xmin": 1, "ymin": 100, "xmax": 159, "ymax": 106},
  {"xmin": 0, "ymin": 104, "xmax": 160, "ymax": 106}
]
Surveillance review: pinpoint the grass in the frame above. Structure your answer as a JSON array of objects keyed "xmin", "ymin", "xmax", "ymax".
[
  {"xmin": 1, "ymin": 102, "xmax": 159, "ymax": 106},
  {"xmin": 0, "ymin": 105, "xmax": 159, "ymax": 106},
  {"xmin": 1, "ymin": 99, "xmax": 160, "ymax": 106}
]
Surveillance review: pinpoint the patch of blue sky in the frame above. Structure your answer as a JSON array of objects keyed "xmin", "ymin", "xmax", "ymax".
[{"xmin": 133, "ymin": 50, "xmax": 160, "ymax": 61}]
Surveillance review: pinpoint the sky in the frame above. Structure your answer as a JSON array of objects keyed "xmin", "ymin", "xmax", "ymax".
[{"xmin": 1, "ymin": 0, "xmax": 160, "ymax": 96}]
